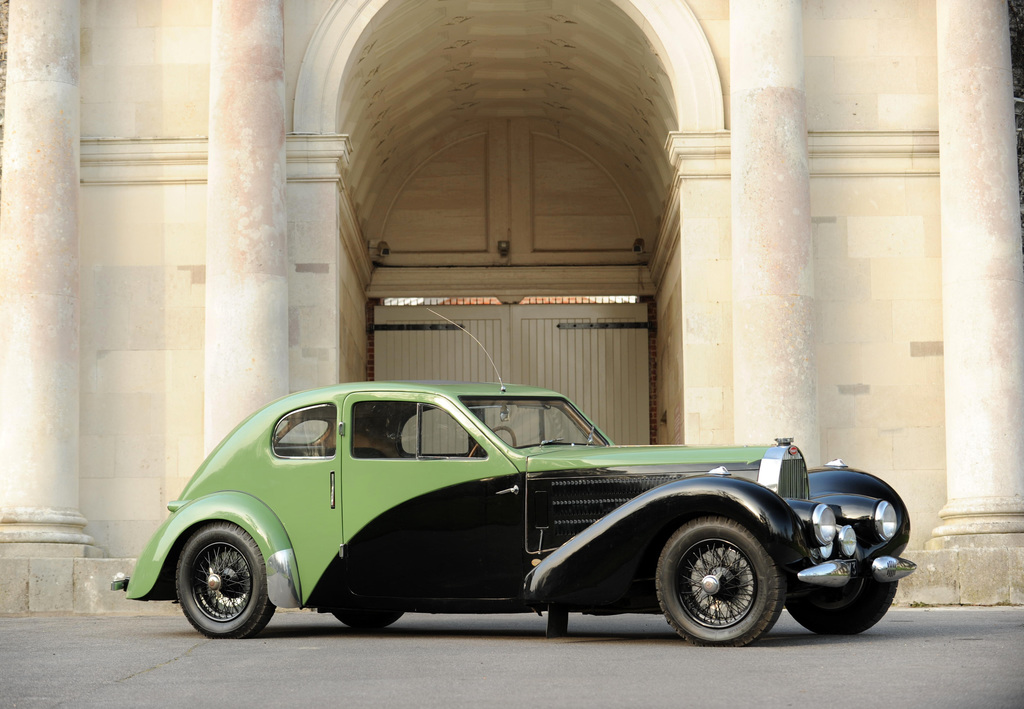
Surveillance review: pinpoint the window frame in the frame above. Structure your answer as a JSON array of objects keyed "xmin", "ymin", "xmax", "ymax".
[{"xmin": 271, "ymin": 403, "xmax": 338, "ymax": 460}]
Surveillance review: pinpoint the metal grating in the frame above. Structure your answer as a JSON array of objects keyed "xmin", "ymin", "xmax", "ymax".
[
  {"xmin": 778, "ymin": 457, "xmax": 810, "ymax": 499},
  {"xmin": 548, "ymin": 475, "xmax": 680, "ymax": 543}
]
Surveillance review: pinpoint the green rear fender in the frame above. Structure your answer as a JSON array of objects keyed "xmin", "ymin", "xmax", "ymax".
[{"xmin": 126, "ymin": 491, "xmax": 300, "ymax": 608}]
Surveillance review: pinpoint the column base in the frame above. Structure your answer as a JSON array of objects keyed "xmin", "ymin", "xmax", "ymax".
[
  {"xmin": 0, "ymin": 506, "xmax": 95, "ymax": 549},
  {"xmin": 929, "ymin": 496, "xmax": 1024, "ymax": 540},
  {"xmin": 894, "ymin": 546, "xmax": 1024, "ymax": 606},
  {"xmin": 0, "ymin": 542, "xmax": 103, "ymax": 559},
  {"xmin": 926, "ymin": 532, "xmax": 1024, "ymax": 550}
]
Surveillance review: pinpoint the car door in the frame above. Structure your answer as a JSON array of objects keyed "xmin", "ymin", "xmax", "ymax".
[
  {"xmin": 264, "ymin": 402, "xmax": 343, "ymax": 605},
  {"xmin": 341, "ymin": 392, "xmax": 524, "ymax": 599}
]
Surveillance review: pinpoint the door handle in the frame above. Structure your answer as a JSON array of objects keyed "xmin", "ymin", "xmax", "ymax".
[
  {"xmin": 496, "ymin": 484, "xmax": 519, "ymax": 496},
  {"xmin": 330, "ymin": 471, "xmax": 336, "ymax": 509}
]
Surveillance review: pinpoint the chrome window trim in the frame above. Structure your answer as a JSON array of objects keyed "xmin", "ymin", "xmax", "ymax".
[{"xmin": 271, "ymin": 403, "xmax": 338, "ymax": 460}]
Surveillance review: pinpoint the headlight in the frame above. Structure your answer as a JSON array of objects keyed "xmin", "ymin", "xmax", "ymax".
[
  {"xmin": 875, "ymin": 500, "xmax": 898, "ymax": 541},
  {"xmin": 812, "ymin": 504, "xmax": 837, "ymax": 545},
  {"xmin": 810, "ymin": 542, "xmax": 833, "ymax": 561},
  {"xmin": 838, "ymin": 525, "xmax": 857, "ymax": 557}
]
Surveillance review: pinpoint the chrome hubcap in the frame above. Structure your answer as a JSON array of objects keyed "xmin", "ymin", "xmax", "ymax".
[
  {"xmin": 207, "ymin": 573, "xmax": 222, "ymax": 591},
  {"xmin": 701, "ymin": 574, "xmax": 721, "ymax": 595}
]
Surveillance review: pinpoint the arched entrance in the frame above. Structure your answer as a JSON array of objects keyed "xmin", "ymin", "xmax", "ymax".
[{"xmin": 293, "ymin": 0, "xmax": 724, "ymax": 441}]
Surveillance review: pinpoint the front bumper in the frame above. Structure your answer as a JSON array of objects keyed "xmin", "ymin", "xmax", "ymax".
[{"xmin": 797, "ymin": 556, "xmax": 916, "ymax": 588}]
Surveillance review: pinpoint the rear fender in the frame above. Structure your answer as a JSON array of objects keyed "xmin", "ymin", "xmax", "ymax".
[
  {"xmin": 523, "ymin": 476, "xmax": 812, "ymax": 607},
  {"xmin": 125, "ymin": 491, "xmax": 300, "ymax": 608}
]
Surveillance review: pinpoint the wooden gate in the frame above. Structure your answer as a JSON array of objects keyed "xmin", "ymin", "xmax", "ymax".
[{"xmin": 373, "ymin": 303, "xmax": 651, "ymax": 444}]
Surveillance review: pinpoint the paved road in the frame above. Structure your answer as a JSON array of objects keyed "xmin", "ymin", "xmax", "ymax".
[{"xmin": 2, "ymin": 607, "xmax": 1022, "ymax": 708}]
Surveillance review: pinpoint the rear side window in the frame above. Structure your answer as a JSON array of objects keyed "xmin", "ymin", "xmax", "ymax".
[{"xmin": 272, "ymin": 404, "xmax": 337, "ymax": 459}]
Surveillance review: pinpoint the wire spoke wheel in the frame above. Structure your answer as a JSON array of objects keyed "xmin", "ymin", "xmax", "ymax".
[
  {"xmin": 677, "ymin": 539, "xmax": 756, "ymax": 628},
  {"xmin": 191, "ymin": 542, "xmax": 253, "ymax": 622},
  {"xmin": 656, "ymin": 516, "xmax": 785, "ymax": 647},
  {"xmin": 176, "ymin": 522, "xmax": 276, "ymax": 639}
]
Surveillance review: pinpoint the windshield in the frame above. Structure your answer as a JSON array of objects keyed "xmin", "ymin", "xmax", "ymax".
[{"xmin": 461, "ymin": 396, "xmax": 608, "ymax": 449}]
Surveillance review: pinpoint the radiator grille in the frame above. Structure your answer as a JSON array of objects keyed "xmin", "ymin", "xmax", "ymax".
[
  {"xmin": 548, "ymin": 475, "xmax": 680, "ymax": 544},
  {"xmin": 779, "ymin": 456, "xmax": 810, "ymax": 499}
]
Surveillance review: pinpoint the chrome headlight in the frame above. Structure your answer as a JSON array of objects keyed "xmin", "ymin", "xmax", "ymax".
[
  {"xmin": 874, "ymin": 500, "xmax": 898, "ymax": 541},
  {"xmin": 838, "ymin": 525, "xmax": 857, "ymax": 557},
  {"xmin": 812, "ymin": 504, "xmax": 837, "ymax": 545},
  {"xmin": 810, "ymin": 542, "xmax": 833, "ymax": 561}
]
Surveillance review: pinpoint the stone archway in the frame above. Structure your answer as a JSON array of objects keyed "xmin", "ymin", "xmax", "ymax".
[
  {"xmin": 293, "ymin": 0, "xmax": 723, "ymax": 136},
  {"xmin": 291, "ymin": 0, "xmax": 723, "ymax": 273}
]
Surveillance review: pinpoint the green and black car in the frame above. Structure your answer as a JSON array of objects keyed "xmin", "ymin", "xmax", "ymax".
[{"xmin": 113, "ymin": 381, "xmax": 915, "ymax": 646}]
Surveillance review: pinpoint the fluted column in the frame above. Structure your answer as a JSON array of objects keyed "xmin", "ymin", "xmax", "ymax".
[
  {"xmin": 729, "ymin": 0, "xmax": 818, "ymax": 463},
  {"xmin": 205, "ymin": 0, "xmax": 289, "ymax": 452},
  {"xmin": 0, "ymin": 0, "xmax": 92, "ymax": 551},
  {"xmin": 930, "ymin": 0, "xmax": 1024, "ymax": 546}
]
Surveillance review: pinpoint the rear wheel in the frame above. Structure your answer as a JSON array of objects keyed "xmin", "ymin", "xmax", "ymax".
[
  {"xmin": 656, "ymin": 516, "xmax": 786, "ymax": 647},
  {"xmin": 331, "ymin": 610, "xmax": 404, "ymax": 629},
  {"xmin": 176, "ymin": 522, "xmax": 276, "ymax": 639},
  {"xmin": 786, "ymin": 578, "xmax": 897, "ymax": 635}
]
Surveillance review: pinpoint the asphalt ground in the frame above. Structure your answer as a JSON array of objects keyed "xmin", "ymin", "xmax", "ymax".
[{"xmin": 1, "ymin": 607, "xmax": 1022, "ymax": 708}]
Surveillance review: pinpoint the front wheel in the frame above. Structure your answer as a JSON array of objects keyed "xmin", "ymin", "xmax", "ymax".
[
  {"xmin": 176, "ymin": 522, "xmax": 276, "ymax": 639},
  {"xmin": 656, "ymin": 516, "xmax": 786, "ymax": 647},
  {"xmin": 786, "ymin": 578, "xmax": 897, "ymax": 635}
]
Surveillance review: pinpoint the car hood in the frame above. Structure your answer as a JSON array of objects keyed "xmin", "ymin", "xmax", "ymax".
[{"xmin": 524, "ymin": 444, "xmax": 771, "ymax": 474}]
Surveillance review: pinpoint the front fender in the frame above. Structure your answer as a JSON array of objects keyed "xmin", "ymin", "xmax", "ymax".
[
  {"xmin": 125, "ymin": 491, "xmax": 300, "ymax": 608},
  {"xmin": 807, "ymin": 467, "xmax": 912, "ymax": 558},
  {"xmin": 523, "ymin": 476, "xmax": 812, "ymax": 607}
]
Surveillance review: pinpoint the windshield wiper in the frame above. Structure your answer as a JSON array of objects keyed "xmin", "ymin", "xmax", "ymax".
[{"xmin": 539, "ymin": 437, "xmax": 564, "ymax": 446}]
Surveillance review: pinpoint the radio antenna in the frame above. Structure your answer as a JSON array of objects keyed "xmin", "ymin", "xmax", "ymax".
[{"xmin": 427, "ymin": 308, "xmax": 506, "ymax": 392}]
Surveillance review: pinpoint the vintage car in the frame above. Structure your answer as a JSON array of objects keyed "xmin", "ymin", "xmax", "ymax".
[{"xmin": 113, "ymin": 381, "xmax": 915, "ymax": 646}]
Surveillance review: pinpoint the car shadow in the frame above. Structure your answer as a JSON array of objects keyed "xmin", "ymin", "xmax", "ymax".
[{"xmin": 250, "ymin": 617, "xmax": 889, "ymax": 647}]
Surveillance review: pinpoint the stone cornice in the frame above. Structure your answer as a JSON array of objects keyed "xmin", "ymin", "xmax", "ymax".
[
  {"xmin": 79, "ymin": 137, "xmax": 209, "ymax": 185},
  {"xmin": 665, "ymin": 130, "xmax": 940, "ymax": 178},
  {"xmin": 73, "ymin": 134, "xmax": 351, "ymax": 185}
]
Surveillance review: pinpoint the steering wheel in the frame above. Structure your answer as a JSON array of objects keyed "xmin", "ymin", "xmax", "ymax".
[{"xmin": 492, "ymin": 425, "xmax": 518, "ymax": 447}]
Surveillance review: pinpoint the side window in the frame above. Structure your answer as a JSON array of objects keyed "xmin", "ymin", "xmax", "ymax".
[
  {"xmin": 351, "ymin": 401, "xmax": 418, "ymax": 458},
  {"xmin": 418, "ymin": 405, "xmax": 478, "ymax": 457},
  {"xmin": 272, "ymin": 404, "xmax": 337, "ymax": 459},
  {"xmin": 352, "ymin": 401, "xmax": 485, "ymax": 459}
]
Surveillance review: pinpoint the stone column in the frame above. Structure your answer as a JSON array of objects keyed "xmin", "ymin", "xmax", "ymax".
[
  {"xmin": 930, "ymin": 0, "xmax": 1024, "ymax": 546},
  {"xmin": 205, "ymin": 0, "xmax": 289, "ymax": 452},
  {"xmin": 0, "ymin": 0, "xmax": 93, "ymax": 552},
  {"xmin": 729, "ymin": 0, "xmax": 818, "ymax": 463}
]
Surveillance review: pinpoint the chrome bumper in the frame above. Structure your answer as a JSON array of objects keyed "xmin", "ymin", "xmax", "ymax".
[
  {"xmin": 871, "ymin": 556, "xmax": 917, "ymax": 582},
  {"xmin": 798, "ymin": 556, "xmax": 916, "ymax": 588},
  {"xmin": 110, "ymin": 573, "xmax": 130, "ymax": 592}
]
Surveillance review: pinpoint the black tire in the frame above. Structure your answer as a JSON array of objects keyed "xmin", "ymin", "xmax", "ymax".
[
  {"xmin": 656, "ymin": 516, "xmax": 786, "ymax": 647},
  {"xmin": 176, "ymin": 522, "xmax": 276, "ymax": 639},
  {"xmin": 331, "ymin": 610, "xmax": 404, "ymax": 629},
  {"xmin": 786, "ymin": 578, "xmax": 898, "ymax": 635}
]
